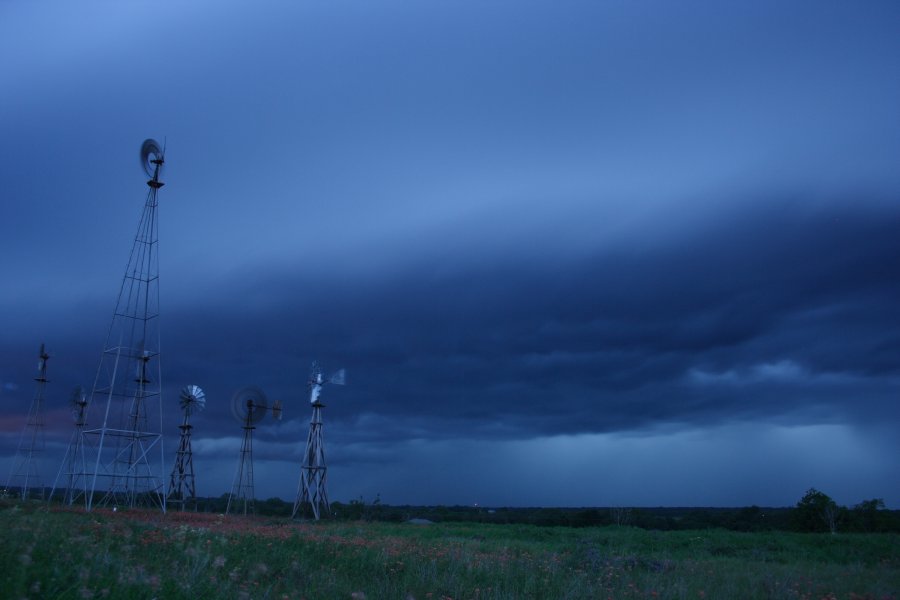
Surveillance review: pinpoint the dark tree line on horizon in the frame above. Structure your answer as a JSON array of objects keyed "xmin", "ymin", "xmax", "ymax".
[{"xmin": 8, "ymin": 486, "xmax": 897, "ymax": 533}]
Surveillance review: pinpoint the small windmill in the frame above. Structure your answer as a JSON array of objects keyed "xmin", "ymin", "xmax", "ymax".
[
  {"xmin": 292, "ymin": 362, "xmax": 345, "ymax": 520},
  {"xmin": 6, "ymin": 344, "xmax": 50, "ymax": 500},
  {"xmin": 167, "ymin": 385, "xmax": 205, "ymax": 511},
  {"xmin": 226, "ymin": 387, "xmax": 282, "ymax": 516},
  {"xmin": 49, "ymin": 385, "xmax": 89, "ymax": 505}
]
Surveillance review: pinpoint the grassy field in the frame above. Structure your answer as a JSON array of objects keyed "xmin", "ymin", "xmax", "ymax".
[{"xmin": 1, "ymin": 501, "xmax": 897, "ymax": 599}]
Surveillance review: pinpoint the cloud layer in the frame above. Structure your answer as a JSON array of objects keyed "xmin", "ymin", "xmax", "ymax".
[{"xmin": 2, "ymin": 0, "xmax": 899, "ymax": 506}]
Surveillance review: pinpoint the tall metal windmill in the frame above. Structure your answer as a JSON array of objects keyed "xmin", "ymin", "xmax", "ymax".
[
  {"xmin": 6, "ymin": 344, "xmax": 50, "ymax": 500},
  {"xmin": 167, "ymin": 385, "xmax": 205, "ymax": 511},
  {"xmin": 77, "ymin": 139, "xmax": 168, "ymax": 512},
  {"xmin": 49, "ymin": 386, "xmax": 89, "ymax": 505},
  {"xmin": 292, "ymin": 362, "xmax": 345, "ymax": 520},
  {"xmin": 226, "ymin": 387, "xmax": 282, "ymax": 516}
]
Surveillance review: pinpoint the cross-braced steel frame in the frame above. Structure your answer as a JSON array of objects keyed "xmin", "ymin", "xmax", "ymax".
[
  {"xmin": 75, "ymin": 151, "xmax": 167, "ymax": 512},
  {"xmin": 226, "ymin": 411, "xmax": 257, "ymax": 516},
  {"xmin": 167, "ymin": 415, "xmax": 197, "ymax": 511},
  {"xmin": 6, "ymin": 344, "xmax": 49, "ymax": 500},
  {"xmin": 49, "ymin": 387, "xmax": 89, "ymax": 505},
  {"xmin": 292, "ymin": 401, "xmax": 329, "ymax": 520}
]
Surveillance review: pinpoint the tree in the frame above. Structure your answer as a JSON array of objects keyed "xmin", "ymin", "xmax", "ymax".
[
  {"xmin": 793, "ymin": 488, "xmax": 843, "ymax": 533},
  {"xmin": 851, "ymin": 498, "xmax": 886, "ymax": 532}
]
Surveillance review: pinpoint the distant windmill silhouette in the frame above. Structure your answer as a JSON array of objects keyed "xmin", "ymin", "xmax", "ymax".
[
  {"xmin": 167, "ymin": 385, "xmax": 205, "ymax": 511},
  {"xmin": 49, "ymin": 385, "xmax": 89, "ymax": 505},
  {"xmin": 226, "ymin": 386, "xmax": 282, "ymax": 516},
  {"xmin": 6, "ymin": 344, "xmax": 50, "ymax": 500}
]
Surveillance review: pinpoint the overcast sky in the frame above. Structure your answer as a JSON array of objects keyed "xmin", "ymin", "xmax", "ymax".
[{"xmin": 2, "ymin": 0, "xmax": 899, "ymax": 508}]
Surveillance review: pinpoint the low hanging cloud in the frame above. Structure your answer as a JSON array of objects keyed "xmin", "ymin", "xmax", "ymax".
[
  {"xmin": 3, "ymin": 1, "xmax": 899, "ymax": 506},
  {"xmin": 143, "ymin": 195, "xmax": 900, "ymax": 447}
]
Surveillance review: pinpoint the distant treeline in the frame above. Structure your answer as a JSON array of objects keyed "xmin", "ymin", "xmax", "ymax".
[
  {"xmin": 15, "ymin": 486, "xmax": 898, "ymax": 533},
  {"xmin": 187, "ymin": 490, "xmax": 900, "ymax": 533}
]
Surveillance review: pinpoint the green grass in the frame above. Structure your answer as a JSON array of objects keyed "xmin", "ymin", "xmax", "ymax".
[{"xmin": 1, "ymin": 501, "xmax": 897, "ymax": 599}]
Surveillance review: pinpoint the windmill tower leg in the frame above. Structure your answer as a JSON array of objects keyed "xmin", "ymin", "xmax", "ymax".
[
  {"xmin": 6, "ymin": 344, "xmax": 49, "ymax": 501},
  {"xmin": 292, "ymin": 402, "xmax": 329, "ymax": 520},
  {"xmin": 77, "ymin": 140, "xmax": 168, "ymax": 513}
]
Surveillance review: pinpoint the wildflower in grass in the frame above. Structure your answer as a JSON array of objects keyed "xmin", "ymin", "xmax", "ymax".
[
  {"xmin": 19, "ymin": 553, "xmax": 32, "ymax": 566},
  {"xmin": 351, "ymin": 593, "xmax": 367, "ymax": 599},
  {"xmin": 213, "ymin": 555, "xmax": 226, "ymax": 568}
]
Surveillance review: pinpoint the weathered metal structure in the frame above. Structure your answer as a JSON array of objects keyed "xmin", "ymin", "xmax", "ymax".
[
  {"xmin": 72, "ymin": 139, "xmax": 168, "ymax": 511},
  {"xmin": 6, "ymin": 344, "xmax": 50, "ymax": 499},
  {"xmin": 292, "ymin": 363, "xmax": 345, "ymax": 520},
  {"xmin": 167, "ymin": 385, "xmax": 205, "ymax": 511},
  {"xmin": 49, "ymin": 385, "xmax": 88, "ymax": 505},
  {"xmin": 226, "ymin": 387, "xmax": 282, "ymax": 516}
]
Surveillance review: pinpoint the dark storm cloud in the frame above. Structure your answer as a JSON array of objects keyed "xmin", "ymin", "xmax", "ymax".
[
  {"xmin": 3, "ymin": 0, "xmax": 899, "ymax": 506},
  {"xmin": 147, "ymin": 195, "xmax": 900, "ymax": 445}
]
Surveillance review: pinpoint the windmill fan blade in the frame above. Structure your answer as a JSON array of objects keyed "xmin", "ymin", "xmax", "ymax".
[
  {"xmin": 179, "ymin": 384, "xmax": 206, "ymax": 413},
  {"xmin": 230, "ymin": 386, "xmax": 268, "ymax": 425},
  {"xmin": 140, "ymin": 138, "xmax": 163, "ymax": 177},
  {"xmin": 330, "ymin": 368, "xmax": 347, "ymax": 385},
  {"xmin": 271, "ymin": 400, "xmax": 283, "ymax": 421}
]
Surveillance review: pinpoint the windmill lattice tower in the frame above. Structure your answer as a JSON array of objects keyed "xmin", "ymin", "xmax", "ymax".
[
  {"xmin": 49, "ymin": 385, "xmax": 89, "ymax": 505},
  {"xmin": 5, "ymin": 344, "xmax": 50, "ymax": 500},
  {"xmin": 226, "ymin": 387, "xmax": 282, "ymax": 516},
  {"xmin": 75, "ymin": 140, "xmax": 168, "ymax": 512},
  {"xmin": 292, "ymin": 363, "xmax": 345, "ymax": 520},
  {"xmin": 167, "ymin": 385, "xmax": 205, "ymax": 511}
]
